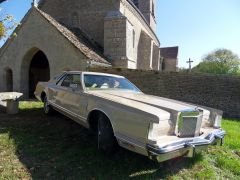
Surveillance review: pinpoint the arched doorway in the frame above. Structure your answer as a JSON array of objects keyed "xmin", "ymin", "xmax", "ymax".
[
  {"xmin": 29, "ymin": 51, "xmax": 50, "ymax": 98},
  {"xmin": 5, "ymin": 68, "xmax": 13, "ymax": 92}
]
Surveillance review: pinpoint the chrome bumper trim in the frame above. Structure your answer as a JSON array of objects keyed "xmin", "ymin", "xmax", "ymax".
[{"xmin": 147, "ymin": 129, "xmax": 226, "ymax": 162}]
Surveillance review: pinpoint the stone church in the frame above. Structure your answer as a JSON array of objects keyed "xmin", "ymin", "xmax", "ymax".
[{"xmin": 0, "ymin": 0, "xmax": 178, "ymax": 98}]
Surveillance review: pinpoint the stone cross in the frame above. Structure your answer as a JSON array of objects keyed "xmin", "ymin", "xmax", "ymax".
[{"xmin": 186, "ymin": 58, "xmax": 193, "ymax": 72}]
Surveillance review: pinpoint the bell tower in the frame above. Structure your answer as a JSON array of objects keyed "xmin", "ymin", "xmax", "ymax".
[{"xmin": 133, "ymin": 0, "xmax": 157, "ymax": 32}]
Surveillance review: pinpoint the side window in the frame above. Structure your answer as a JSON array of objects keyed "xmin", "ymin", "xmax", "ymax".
[
  {"xmin": 58, "ymin": 74, "xmax": 82, "ymax": 90},
  {"xmin": 61, "ymin": 75, "xmax": 73, "ymax": 87}
]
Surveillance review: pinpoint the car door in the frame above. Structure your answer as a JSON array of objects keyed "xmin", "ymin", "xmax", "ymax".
[
  {"xmin": 48, "ymin": 73, "xmax": 67, "ymax": 106},
  {"xmin": 50, "ymin": 73, "xmax": 69, "ymax": 109},
  {"xmin": 56, "ymin": 73, "xmax": 88, "ymax": 124}
]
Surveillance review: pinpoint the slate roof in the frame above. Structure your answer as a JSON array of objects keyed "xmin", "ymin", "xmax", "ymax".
[
  {"xmin": 160, "ymin": 46, "xmax": 179, "ymax": 59},
  {"xmin": 36, "ymin": 8, "xmax": 111, "ymax": 65}
]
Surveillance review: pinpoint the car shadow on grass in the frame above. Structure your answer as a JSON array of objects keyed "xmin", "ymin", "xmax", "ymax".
[{"xmin": 0, "ymin": 107, "xmax": 204, "ymax": 180}]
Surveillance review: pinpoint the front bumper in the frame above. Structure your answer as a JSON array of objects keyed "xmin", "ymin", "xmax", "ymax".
[{"xmin": 147, "ymin": 129, "xmax": 226, "ymax": 162}]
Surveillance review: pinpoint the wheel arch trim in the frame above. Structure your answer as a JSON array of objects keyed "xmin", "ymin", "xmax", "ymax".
[{"xmin": 87, "ymin": 108, "xmax": 116, "ymax": 134}]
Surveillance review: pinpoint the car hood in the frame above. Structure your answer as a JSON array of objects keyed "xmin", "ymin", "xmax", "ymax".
[{"xmin": 87, "ymin": 90, "xmax": 199, "ymax": 114}]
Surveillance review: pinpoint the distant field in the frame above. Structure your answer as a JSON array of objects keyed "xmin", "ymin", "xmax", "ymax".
[{"xmin": 0, "ymin": 101, "xmax": 239, "ymax": 180}]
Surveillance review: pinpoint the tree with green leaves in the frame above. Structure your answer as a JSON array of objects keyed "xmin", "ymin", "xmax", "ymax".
[
  {"xmin": 0, "ymin": 20, "xmax": 5, "ymax": 38},
  {"xmin": 193, "ymin": 49, "xmax": 240, "ymax": 75},
  {"xmin": 0, "ymin": 4, "xmax": 16, "ymax": 40}
]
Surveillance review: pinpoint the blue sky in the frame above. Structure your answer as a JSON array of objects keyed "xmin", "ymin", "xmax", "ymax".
[{"xmin": 1, "ymin": 0, "xmax": 240, "ymax": 68}]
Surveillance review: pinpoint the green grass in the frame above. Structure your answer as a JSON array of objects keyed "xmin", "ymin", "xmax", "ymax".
[{"xmin": 0, "ymin": 101, "xmax": 239, "ymax": 180}]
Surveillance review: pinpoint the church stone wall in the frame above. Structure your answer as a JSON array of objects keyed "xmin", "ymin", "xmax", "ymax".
[
  {"xmin": 0, "ymin": 8, "xmax": 89, "ymax": 97},
  {"xmin": 126, "ymin": 20, "xmax": 136, "ymax": 68},
  {"xmin": 40, "ymin": 0, "xmax": 160, "ymax": 70},
  {"xmin": 163, "ymin": 58, "xmax": 178, "ymax": 72},
  {"xmin": 119, "ymin": 0, "xmax": 159, "ymax": 70},
  {"xmin": 120, "ymin": 0, "xmax": 159, "ymax": 46},
  {"xmin": 137, "ymin": 31, "xmax": 152, "ymax": 70},
  {"xmin": 104, "ymin": 11, "xmax": 141, "ymax": 69},
  {"xmin": 40, "ymin": 0, "xmax": 120, "ymax": 48},
  {"xmin": 138, "ymin": 0, "xmax": 157, "ymax": 32},
  {"xmin": 104, "ymin": 12, "xmax": 128, "ymax": 68},
  {"xmin": 90, "ymin": 68, "xmax": 240, "ymax": 119},
  {"xmin": 152, "ymin": 44, "xmax": 160, "ymax": 70}
]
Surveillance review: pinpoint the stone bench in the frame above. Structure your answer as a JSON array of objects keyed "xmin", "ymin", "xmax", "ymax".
[{"xmin": 0, "ymin": 92, "xmax": 23, "ymax": 114}]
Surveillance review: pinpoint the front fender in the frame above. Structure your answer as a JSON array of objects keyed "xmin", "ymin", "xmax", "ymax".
[{"xmin": 86, "ymin": 96, "xmax": 159, "ymax": 155}]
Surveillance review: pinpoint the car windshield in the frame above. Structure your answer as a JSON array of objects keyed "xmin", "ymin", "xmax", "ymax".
[{"xmin": 84, "ymin": 74, "xmax": 141, "ymax": 92}]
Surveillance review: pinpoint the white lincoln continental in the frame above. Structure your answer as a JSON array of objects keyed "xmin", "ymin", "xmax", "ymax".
[{"xmin": 35, "ymin": 71, "xmax": 225, "ymax": 162}]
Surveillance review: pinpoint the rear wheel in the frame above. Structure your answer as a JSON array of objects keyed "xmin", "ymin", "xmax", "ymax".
[
  {"xmin": 43, "ymin": 96, "xmax": 54, "ymax": 115},
  {"xmin": 96, "ymin": 113, "xmax": 118, "ymax": 154}
]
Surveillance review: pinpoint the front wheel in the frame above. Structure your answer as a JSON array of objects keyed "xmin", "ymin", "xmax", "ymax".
[
  {"xmin": 43, "ymin": 96, "xmax": 54, "ymax": 115},
  {"xmin": 97, "ymin": 114, "xmax": 118, "ymax": 154}
]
